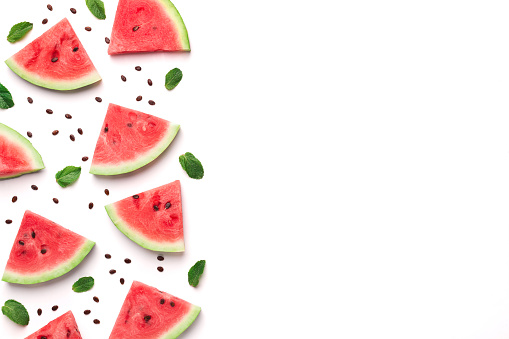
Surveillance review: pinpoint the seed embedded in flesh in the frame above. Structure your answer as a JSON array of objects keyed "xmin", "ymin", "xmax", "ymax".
[
  {"xmin": 27, "ymin": 97, "xmax": 33, "ymax": 104},
  {"xmin": 133, "ymin": 195, "xmax": 139, "ymax": 199},
  {"xmin": 46, "ymin": 109, "xmax": 53, "ymax": 114},
  {"xmin": 95, "ymin": 97, "xmax": 102, "ymax": 103},
  {"xmin": 105, "ymin": 189, "xmax": 110, "ymax": 196},
  {"xmin": 165, "ymin": 202, "xmax": 171, "ymax": 209},
  {"xmin": 120, "ymin": 278, "xmax": 125, "ymax": 285},
  {"xmin": 12, "ymin": 196, "xmax": 17, "ymax": 203},
  {"xmin": 93, "ymin": 296, "xmax": 99, "ymax": 303},
  {"xmin": 105, "ymin": 37, "xmax": 110, "ymax": 44},
  {"xmin": 31, "ymin": 185, "xmax": 38, "ymax": 190},
  {"xmin": 52, "ymin": 130, "xmax": 59, "ymax": 135},
  {"xmin": 85, "ymin": 27, "xmax": 91, "ymax": 31},
  {"xmin": 148, "ymin": 100, "xmax": 155, "ymax": 105},
  {"xmin": 73, "ymin": 47, "xmax": 79, "ymax": 52},
  {"xmin": 144, "ymin": 315, "xmax": 151, "ymax": 322},
  {"xmin": 41, "ymin": 249, "xmax": 47, "ymax": 254},
  {"xmin": 89, "ymin": 202, "xmax": 94, "ymax": 209},
  {"xmin": 52, "ymin": 305, "xmax": 58, "ymax": 311},
  {"xmin": 70, "ymin": 134, "xmax": 75, "ymax": 141},
  {"xmin": 37, "ymin": 308, "xmax": 42, "ymax": 316},
  {"xmin": 133, "ymin": 26, "xmax": 140, "ymax": 32},
  {"xmin": 93, "ymin": 319, "xmax": 100, "ymax": 324},
  {"xmin": 70, "ymin": 8, "xmax": 76, "ymax": 14},
  {"xmin": 121, "ymin": 75, "xmax": 127, "ymax": 82},
  {"xmin": 84, "ymin": 310, "xmax": 91, "ymax": 315},
  {"xmin": 51, "ymin": 57, "xmax": 58, "ymax": 62},
  {"xmin": 109, "ymin": 269, "xmax": 116, "ymax": 274},
  {"xmin": 53, "ymin": 198, "xmax": 59, "ymax": 204},
  {"xmin": 78, "ymin": 128, "xmax": 83, "ymax": 135},
  {"xmin": 153, "ymin": 205, "xmax": 159, "ymax": 211},
  {"xmin": 124, "ymin": 258, "xmax": 131, "ymax": 264},
  {"xmin": 19, "ymin": 241, "xmax": 24, "ymax": 245},
  {"xmin": 170, "ymin": 301, "xmax": 175, "ymax": 307},
  {"xmin": 157, "ymin": 255, "xmax": 164, "ymax": 261},
  {"xmin": 5, "ymin": 220, "xmax": 12, "ymax": 224},
  {"xmin": 160, "ymin": 299, "xmax": 165, "ymax": 304},
  {"xmin": 47, "ymin": 4, "xmax": 53, "ymax": 11},
  {"xmin": 42, "ymin": 18, "xmax": 48, "ymax": 24},
  {"xmin": 148, "ymin": 79, "xmax": 153, "ymax": 86},
  {"xmin": 82, "ymin": 156, "xmax": 89, "ymax": 162},
  {"xmin": 157, "ymin": 266, "xmax": 164, "ymax": 272},
  {"xmin": 65, "ymin": 114, "xmax": 72, "ymax": 119},
  {"xmin": 31, "ymin": 231, "xmax": 36, "ymax": 238},
  {"xmin": 104, "ymin": 127, "xmax": 109, "ymax": 133},
  {"xmin": 135, "ymin": 66, "xmax": 142, "ymax": 71},
  {"xmin": 136, "ymin": 96, "xmax": 142, "ymax": 101},
  {"xmin": 127, "ymin": 123, "xmax": 133, "ymax": 127},
  {"xmin": 105, "ymin": 254, "xmax": 111, "ymax": 259}
]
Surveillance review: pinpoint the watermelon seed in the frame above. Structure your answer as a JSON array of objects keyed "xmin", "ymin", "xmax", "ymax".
[
  {"xmin": 136, "ymin": 96, "xmax": 142, "ymax": 101},
  {"xmin": 120, "ymin": 278, "xmax": 125, "ymax": 285},
  {"xmin": 42, "ymin": 18, "xmax": 48, "ymax": 25},
  {"xmin": 109, "ymin": 269, "xmax": 116, "ymax": 274},
  {"xmin": 144, "ymin": 315, "xmax": 151, "ymax": 322},
  {"xmin": 105, "ymin": 254, "xmax": 111, "ymax": 259},
  {"xmin": 18, "ymin": 241, "xmax": 24, "ymax": 246},
  {"xmin": 84, "ymin": 310, "xmax": 91, "ymax": 315},
  {"xmin": 89, "ymin": 202, "xmax": 94, "ymax": 209},
  {"xmin": 73, "ymin": 47, "xmax": 79, "ymax": 52},
  {"xmin": 70, "ymin": 134, "xmax": 75, "ymax": 141},
  {"xmin": 105, "ymin": 189, "xmax": 110, "ymax": 196},
  {"xmin": 46, "ymin": 109, "xmax": 53, "ymax": 114},
  {"xmin": 104, "ymin": 126, "xmax": 109, "ymax": 133},
  {"xmin": 121, "ymin": 75, "xmax": 127, "ymax": 82},
  {"xmin": 70, "ymin": 8, "xmax": 77, "ymax": 14},
  {"xmin": 31, "ymin": 185, "xmax": 38, "ymax": 191},
  {"xmin": 157, "ymin": 255, "xmax": 164, "ymax": 261},
  {"xmin": 52, "ymin": 305, "xmax": 58, "ymax": 311},
  {"xmin": 37, "ymin": 308, "xmax": 42, "ymax": 316},
  {"xmin": 153, "ymin": 204, "xmax": 159, "ymax": 211},
  {"xmin": 5, "ymin": 220, "xmax": 12, "ymax": 224},
  {"xmin": 85, "ymin": 27, "xmax": 92, "ymax": 32},
  {"xmin": 127, "ymin": 123, "xmax": 133, "ymax": 127},
  {"xmin": 41, "ymin": 249, "xmax": 47, "ymax": 254},
  {"xmin": 95, "ymin": 97, "xmax": 102, "ymax": 103},
  {"xmin": 133, "ymin": 26, "xmax": 140, "ymax": 32},
  {"xmin": 124, "ymin": 258, "xmax": 131, "ymax": 264},
  {"xmin": 12, "ymin": 196, "xmax": 17, "ymax": 203},
  {"xmin": 148, "ymin": 100, "xmax": 155, "ymax": 105},
  {"xmin": 133, "ymin": 195, "xmax": 139, "ymax": 199},
  {"xmin": 27, "ymin": 97, "xmax": 33, "ymax": 104},
  {"xmin": 157, "ymin": 266, "xmax": 164, "ymax": 272},
  {"xmin": 52, "ymin": 130, "xmax": 59, "ymax": 135},
  {"xmin": 27, "ymin": 131, "xmax": 33, "ymax": 138},
  {"xmin": 31, "ymin": 231, "xmax": 36, "ymax": 238},
  {"xmin": 105, "ymin": 37, "xmax": 110, "ymax": 44},
  {"xmin": 135, "ymin": 66, "xmax": 142, "ymax": 71},
  {"xmin": 47, "ymin": 4, "xmax": 53, "ymax": 11},
  {"xmin": 170, "ymin": 301, "xmax": 175, "ymax": 307},
  {"xmin": 65, "ymin": 114, "xmax": 72, "ymax": 119},
  {"xmin": 165, "ymin": 202, "xmax": 171, "ymax": 209},
  {"xmin": 93, "ymin": 296, "xmax": 99, "ymax": 303},
  {"xmin": 78, "ymin": 128, "xmax": 83, "ymax": 135},
  {"xmin": 148, "ymin": 79, "xmax": 153, "ymax": 86},
  {"xmin": 160, "ymin": 299, "xmax": 165, "ymax": 304},
  {"xmin": 42, "ymin": 336, "xmax": 47, "ymax": 339},
  {"xmin": 51, "ymin": 57, "xmax": 58, "ymax": 62},
  {"xmin": 53, "ymin": 198, "xmax": 59, "ymax": 204},
  {"xmin": 93, "ymin": 319, "xmax": 100, "ymax": 324},
  {"xmin": 82, "ymin": 156, "xmax": 89, "ymax": 162}
]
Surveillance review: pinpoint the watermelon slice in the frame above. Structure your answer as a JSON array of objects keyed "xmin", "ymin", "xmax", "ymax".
[
  {"xmin": 25, "ymin": 311, "xmax": 82, "ymax": 339},
  {"xmin": 108, "ymin": 0, "xmax": 190, "ymax": 55},
  {"xmin": 2, "ymin": 211, "xmax": 95, "ymax": 285},
  {"xmin": 5, "ymin": 18, "xmax": 101, "ymax": 91},
  {"xmin": 110, "ymin": 281, "xmax": 200, "ymax": 339},
  {"xmin": 90, "ymin": 103, "xmax": 180, "ymax": 176},
  {"xmin": 105, "ymin": 180, "xmax": 184, "ymax": 252},
  {"xmin": 0, "ymin": 123, "xmax": 44, "ymax": 179}
]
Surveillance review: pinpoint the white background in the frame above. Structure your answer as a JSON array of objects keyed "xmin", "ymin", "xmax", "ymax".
[{"xmin": 2, "ymin": 0, "xmax": 509, "ymax": 338}]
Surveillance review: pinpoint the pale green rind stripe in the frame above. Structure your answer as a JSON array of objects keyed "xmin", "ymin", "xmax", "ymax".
[
  {"xmin": 160, "ymin": 305, "xmax": 201, "ymax": 339},
  {"xmin": 0, "ymin": 123, "xmax": 44, "ymax": 179},
  {"xmin": 90, "ymin": 123, "xmax": 180, "ymax": 176},
  {"xmin": 5, "ymin": 57, "xmax": 101, "ymax": 91},
  {"xmin": 157, "ymin": 0, "xmax": 190, "ymax": 50},
  {"xmin": 105, "ymin": 204, "xmax": 185, "ymax": 252},
  {"xmin": 2, "ymin": 240, "xmax": 95, "ymax": 284}
]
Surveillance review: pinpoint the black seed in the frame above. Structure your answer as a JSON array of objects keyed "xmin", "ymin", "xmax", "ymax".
[
  {"xmin": 51, "ymin": 57, "xmax": 58, "ymax": 62},
  {"xmin": 52, "ymin": 305, "xmax": 58, "ymax": 311},
  {"xmin": 170, "ymin": 301, "xmax": 175, "ymax": 307},
  {"xmin": 153, "ymin": 205, "xmax": 159, "ymax": 211},
  {"xmin": 120, "ymin": 278, "xmax": 125, "ymax": 285},
  {"xmin": 133, "ymin": 195, "xmax": 139, "ymax": 199},
  {"xmin": 32, "ymin": 231, "xmax": 36, "ymax": 238},
  {"xmin": 41, "ymin": 249, "xmax": 47, "ymax": 254},
  {"xmin": 124, "ymin": 258, "xmax": 131, "ymax": 264},
  {"xmin": 89, "ymin": 202, "xmax": 94, "ymax": 209},
  {"xmin": 109, "ymin": 269, "xmax": 116, "ymax": 274},
  {"xmin": 105, "ymin": 254, "xmax": 111, "ymax": 259},
  {"xmin": 27, "ymin": 131, "xmax": 32, "ymax": 138},
  {"xmin": 165, "ymin": 202, "xmax": 171, "ymax": 209},
  {"xmin": 70, "ymin": 8, "xmax": 77, "ymax": 14},
  {"xmin": 5, "ymin": 220, "xmax": 12, "ymax": 224},
  {"xmin": 157, "ymin": 255, "xmax": 164, "ymax": 261},
  {"xmin": 84, "ymin": 310, "xmax": 91, "ymax": 315},
  {"xmin": 121, "ymin": 75, "xmax": 127, "ymax": 82},
  {"xmin": 148, "ymin": 79, "xmax": 153, "ymax": 86},
  {"xmin": 95, "ymin": 97, "xmax": 102, "ymax": 103},
  {"xmin": 135, "ymin": 66, "xmax": 142, "ymax": 71},
  {"xmin": 136, "ymin": 96, "xmax": 142, "ymax": 101},
  {"xmin": 93, "ymin": 296, "xmax": 99, "ymax": 303},
  {"xmin": 160, "ymin": 299, "xmax": 165, "ymax": 304},
  {"xmin": 65, "ymin": 113, "xmax": 72, "ymax": 119},
  {"xmin": 85, "ymin": 27, "xmax": 91, "ymax": 31},
  {"xmin": 46, "ymin": 109, "xmax": 53, "ymax": 114},
  {"xmin": 133, "ymin": 26, "xmax": 140, "ymax": 32},
  {"xmin": 157, "ymin": 266, "xmax": 164, "ymax": 272},
  {"xmin": 105, "ymin": 189, "xmax": 110, "ymax": 196},
  {"xmin": 73, "ymin": 47, "xmax": 79, "ymax": 52},
  {"xmin": 93, "ymin": 319, "xmax": 100, "ymax": 324},
  {"xmin": 82, "ymin": 156, "xmax": 89, "ymax": 162},
  {"xmin": 70, "ymin": 134, "xmax": 75, "ymax": 141},
  {"xmin": 37, "ymin": 308, "xmax": 42, "ymax": 316},
  {"xmin": 19, "ymin": 241, "xmax": 24, "ymax": 245},
  {"xmin": 31, "ymin": 185, "xmax": 38, "ymax": 190},
  {"xmin": 12, "ymin": 196, "xmax": 17, "ymax": 203},
  {"xmin": 53, "ymin": 198, "xmax": 59, "ymax": 204},
  {"xmin": 42, "ymin": 336, "xmax": 47, "ymax": 339},
  {"xmin": 105, "ymin": 37, "xmax": 110, "ymax": 44},
  {"xmin": 27, "ymin": 97, "xmax": 33, "ymax": 104},
  {"xmin": 78, "ymin": 128, "xmax": 83, "ymax": 135},
  {"xmin": 127, "ymin": 123, "xmax": 133, "ymax": 127},
  {"xmin": 148, "ymin": 100, "xmax": 155, "ymax": 105},
  {"xmin": 47, "ymin": 4, "xmax": 53, "ymax": 11},
  {"xmin": 104, "ymin": 127, "xmax": 108, "ymax": 133},
  {"xmin": 42, "ymin": 18, "xmax": 48, "ymax": 24},
  {"xmin": 52, "ymin": 130, "xmax": 59, "ymax": 135},
  {"xmin": 144, "ymin": 315, "xmax": 151, "ymax": 322}
]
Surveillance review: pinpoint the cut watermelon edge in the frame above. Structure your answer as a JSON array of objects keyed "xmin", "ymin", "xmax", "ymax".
[
  {"xmin": 5, "ymin": 57, "xmax": 102, "ymax": 91},
  {"xmin": 161, "ymin": 304, "xmax": 201, "ymax": 339},
  {"xmin": 0, "ymin": 123, "xmax": 45, "ymax": 179},
  {"xmin": 89, "ymin": 123, "xmax": 180, "ymax": 176},
  {"xmin": 105, "ymin": 204, "xmax": 185, "ymax": 252},
  {"xmin": 2, "ymin": 239, "xmax": 95, "ymax": 284}
]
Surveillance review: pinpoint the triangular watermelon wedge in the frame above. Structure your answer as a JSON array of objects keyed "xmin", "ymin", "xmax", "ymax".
[
  {"xmin": 0, "ymin": 123, "xmax": 44, "ymax": 179},
  {"xmin": 108, "ymin": 0, "xmax": 190, "ymax": 55},
  {"xmin": 5, "ymin": 18, "xmax": 101, "ymax": 91},
  {"xmin": 2, "ymin": 211, "xmax": 95, "ymax": 285},
  {"xmin": 109, "ymin": 281, "xmax": 200, "ymax": 339},
  {"xmin": 90, "ymin": 103, "xmax": 180, "ymax": 176},
  {"xmin": 105, "ymin": 180, "xmax": 184, "ymax": 252},
  {"xmin": 25, "ymin": 311, "xmax": 82, "ymax": 339}
]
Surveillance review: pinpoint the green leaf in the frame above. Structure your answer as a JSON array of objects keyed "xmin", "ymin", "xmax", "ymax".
[
  {"xmin": 2, "ymin": 300, "xmax": 29, "ymax": 326},
  {"xmin": 7, "ymin": 22, "xmax": 33, "ymax": 43},
  {"xmin": 179, "ymin": 153, "xmax": 204, "ymax": 179},
  {"xmin": 0, "ymin": 83, "xmax": 14, "ymax": 109},
  {"xmin": 86, "ymin": 0, "xmax": 106, "ymax": 20},
  {"xmin": 188, "ymin": 260, "xmax": 206, "ymax": 287},
  {"xmin": 165, "ymin": 68, "xmax": 183, "ymax": 90},
  {"xmin": 72, "ymin": 276, "xmax": 95, "ymax": 293},
  {"xmin": 55, "ymin": 166, "xmax": 81, "ymax": 188}
]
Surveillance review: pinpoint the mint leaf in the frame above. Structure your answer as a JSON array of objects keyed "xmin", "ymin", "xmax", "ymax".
[
  {"xmin": 2, "ymin": 300, "xmax": 29, "ymax": 326},
  {"xmin": 188, "ymin": 260, "xmax": 206, "ymax": 287},
  {"xmin": 86, "ymin": 0, "xmax": 106, "ymax": 20},
  {"xmin": 7, "ymin": 22, "xmax": 33, "ymax": 43},
  {"xmin": 72, "ymin": 276, "xmax": 94, "ymax": 293},
  {"xmin": 179, "ymin": 153, "xmax": 204, "ymax": 179},
  {"xmin": 165, "ymin": 68, "xmax": 183, "ymax": 90},
  {"xmin": 0, "ymin": 83, "xmax": 14, "ymax": 109},
  {"xmin": 55, "ymin": 166, "xmax": 81, "ymax": 188}
]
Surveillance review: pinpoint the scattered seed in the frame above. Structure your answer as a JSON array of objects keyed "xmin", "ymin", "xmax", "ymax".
[
  {"xmin": 27, "ymin": 97, "xmax": 33, "ymax": 104},
  {"xmin": 157, "ymin": 266, "xmax": 164, "ymax": 272},
  {"xmin": 148, "ymin": 79, "xmax": 153, "ymax": 86},
  {"xmin": 160, "ymin": 299, "xmax": 165, "ymax": 304},
  {"xmin": 136, "ymin": 96, "xmax": 142, "ymax": 101},
  {"xmin": 170, "ymin": 301, "xmax": 175, "ymax": 307},
  {"xmin": 93, "ymin": 319, "xmax": 100, "ymax": 324},
  {"xmin": 127, "ymin": 123, "xmax": 133, "ymax": 127},
  {"xmin": 84, "ymin": 310, "xmax": 91, "ymax": 315},
  {"xmin": 51, "ymin": 57, "xmax": 58, "ymax": 63},
  {"xmin": 53, "ymin": 198, "xmax": 59, "ymax": 204},
  {"xmin": 109, "ymin": 269, "xmax": 116, "ymax": 274},
  {"xmin": 70, "ymin": 134, "xmax": 75, "ymax": 141},
  {"xmin": 26, "ymin": 131, "xmax": 33, "ymax": 138},
  {"xmin": 104, "ymin": 127, "xmax": 109, "ymax": 133},
  {"xmin": 144, "ymin": 315, "xmax": 151, "ymax": 322},
  {"xmin": 148, "ymin": 100, "xmax": 155, "ymax": 105},
  {"xmin": 93, "ymin": 296, "xmax": 99, "ymax": 303},
  {"xmin": 78, "ymin": 128, "xmax": 83, "ymax": 135},
  {"xmin": 52, "ymin": 130, "xmax": 59, "ymax": 135},
  {"xmin": 42, "ymin": 18, "xmax": 48, "ymax": 25},
  {"xmin": 82, "ymin": 156, "xmax": 89, "ymax": 162},
  {"xmin": 5, "ymin": 220, "xmax": 12, "ymax": 224},
  {"xmin": 89, "ymin": 202, "xmax": 94, "ymax": 209},
  {"xmin": 31, "ymin": 185, "xmax": 38, "ymax": 190},
  {"xmin": 19, "ymin": 241, "xmax": 24, "ymax": 245},
  {"xmin": 133, "ymin": 195, "xmax": 139, "ymax": 199},
  {"xmin": 135, "ymin": 66, "xmax": 142, "ymax": 71},
  {"xmin": 85, "ymin": 27, "xmax": 91, "ymax": 32},
  {"xmin": 32, "ymin": 231, "xmax": 35, "ymax": 238},
  {"xmin": 157, "ymin": 255, "xmax": 164, "ymax": 261},
  {"xmin": 47, "ymin": 4, "xmax": 53, "ymax": 11},
  {"xmin": 41, "ymin": 249, "xmax": 47, "ymax": 254},
  {"xmin": 105, "ymin": 254, "xmax": 111, "ymax": 259},
  {"xmin": 120, "ymin": 278, "xmax": 125, "ymax": 285},
  {"xmin": 133, "ymin": 26, "xmax": 140, "ymax": 32},
  {"xmin": 105, "ymin": 37, "xmax": 110, "ymax": 44},
  {"xmin": 37, "ymin": 308, "xmax": 42, "ymax": 316},
  {"xmin": 95, "ymin": 97, "xmax": 102, "ymax": 103},
  {"xmin": 12, "ymin": 196, "xmax": 17, "ymax": 203},
  {"xmin": 124, "ymin": 258, "xmax": 131, "ymax": 264},
  {"xmin": 73, "ymin": 47, "xmax": 79, "ymax": 52},
  {"xmin": 104, "ymin": 189, "xmax": 110, "ymax": 196},
  {"xmin": 153, "ymin": 205, "xmax": 159, "ymax": 211},
  {"xmin": 65, "ymin": 113, "xmax": 72, "ymax": 119},
  {"xmin": 165, "ymin": 202, "xmax": 171, "ymax": 209},
  {"xmin": 121, "ymin": 75, "xmax": 127, "ymax": 82},
  {"xmin": 70, "ymin": 8, "xmax": 76, "ymax": 14},
  {"xmin": 52, "ymin": 305, "xmax": 58, "ymax": 311},
  {"xmin": 46, "ymin": 109, "xmax": 53, "ymax": 114}
]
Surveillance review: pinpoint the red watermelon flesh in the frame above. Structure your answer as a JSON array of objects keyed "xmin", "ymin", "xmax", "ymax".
[
  {"xmin": 105, "ymin": 180, "xmax": 184, "ymax": 252},
  {"xmin": 5, "ymin": 18, "xmax": 101, "ymax": 91},
  {"xmin": 2, "ymin": 211, "xmax": 95, "ymax": 284},
  {"xmin": 90, "ymin": 103, "xmax": 180, "ymax": 176},
  {"xmin": 25, "ymin": 311, "xmax": 82, "ymax": 339},
  {"xmin": 108, "ymin": 0, "xmax": 190, "ymax": 55},
  {"xmin": 110, "ymin": 281, "xmax": 201, "ymax": 339}
]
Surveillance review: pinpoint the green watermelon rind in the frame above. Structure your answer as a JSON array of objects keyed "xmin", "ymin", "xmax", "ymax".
[
  {"xmin": 0, "ymin": 123, "xmax": 45, "ymax": 179},
  {"xmin": 2, "ymin": 240, "xmax": 95, "ymax": 284},
  {"xmin": 160, "ymin": 304, "xmax": 201, "ymax": 339},
  {"xmin": 157, "ymin": 0, "xmax": 191, "ymax": 51},
  {"xmin": 5, "ymin": 57, "xmax": 102, "ymax": 91},
  {"xmin": 105, "ymin": 204, "xmax": 185, "ymax": 252},
  {"xmin": 89, "ymin": 123, "xmax": 180, "ymax": 176}
]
